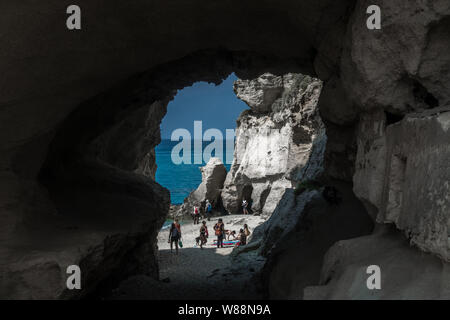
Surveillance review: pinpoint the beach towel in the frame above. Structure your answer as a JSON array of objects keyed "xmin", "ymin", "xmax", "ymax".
[{"xmin": 211, "ymin": 240, "xmax": 240, "ymax": 246}]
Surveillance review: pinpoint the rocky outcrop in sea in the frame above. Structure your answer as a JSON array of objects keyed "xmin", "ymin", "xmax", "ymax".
[{"xmin": 175, "ymin": 157, "xmax": 227, "ymax": 218}]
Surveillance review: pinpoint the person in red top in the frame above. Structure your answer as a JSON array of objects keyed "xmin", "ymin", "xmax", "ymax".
[{"xmin": 193, "ymin": 206, "xmax": 200, "ymax": 225}]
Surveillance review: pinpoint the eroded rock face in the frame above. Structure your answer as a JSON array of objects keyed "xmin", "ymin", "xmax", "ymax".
[
  {"xmin": 0, "ymin": 161, "xmax": 170, "ymax": 299},
  {"xmin": 177, "ymin": 157, "xmax": 227, "ymax": 217},
  {"xmin": 0, "ymin": 65, "xmax": 173, "ymax": 298},
  {"xmin": 354, "ymin": 107, "xmax": 450, "ymax": 261},
  {"xmin": 304, "ymin": 225, "xmax": 450, "ymax": 299},
  {"xmin": 341, "ymin": 0, "xmax": 450, "ymax": 115},
  {"xmin": 221, "ymin": 73, "xmax": 326, "ymax": 216},
  {"xmin": 251, "ymin": 181, "xmax": 374, "ymax": 299}
]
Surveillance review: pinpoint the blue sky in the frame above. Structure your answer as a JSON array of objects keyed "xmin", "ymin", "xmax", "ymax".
[{"xmin": 160, "ymin": 73, "xmax": 249, "ymax": 140}]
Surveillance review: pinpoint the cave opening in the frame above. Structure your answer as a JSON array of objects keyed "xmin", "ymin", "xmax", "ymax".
[
  {"xmin": 27, "ymin": 49, "xmax": 375, "ymax": 301},
  {"xmin": 107, "ymin": 66, "xmax": 374, "ymax": 300}
]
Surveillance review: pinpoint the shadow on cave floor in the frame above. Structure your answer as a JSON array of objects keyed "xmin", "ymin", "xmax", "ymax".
[{"xmin": 107, "ymin": 246, "xmax": 260, "ymax": 300}]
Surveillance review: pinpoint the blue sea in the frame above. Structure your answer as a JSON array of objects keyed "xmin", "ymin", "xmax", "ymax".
[{"xmin": 155, "ymin": 139, "xmax": 234, "ymax": 204}]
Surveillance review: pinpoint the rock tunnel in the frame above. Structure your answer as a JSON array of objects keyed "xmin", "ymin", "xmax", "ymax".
[{"xmin": 1, "ymin": 0, "xmax": 449, "ymax": 299}]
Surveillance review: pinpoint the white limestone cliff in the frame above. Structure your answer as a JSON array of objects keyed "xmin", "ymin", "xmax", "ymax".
[{"xmin": 221, "ymin": 73, "xmax": 326, "ymax": 217}]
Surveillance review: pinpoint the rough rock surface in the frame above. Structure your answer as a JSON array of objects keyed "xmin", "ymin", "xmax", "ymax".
[
  {"xmin": 0, "ymin": 163, "xmax": 169, "ymax": 299},
  {"xmin": 304, "ymin": 225, "xmax": 450, "ymax": 300},
  {"xmin": 235, "ymin": 179, "xmax": 374, "ymax": 298},
  {"xmin": 341, "ymin": 0, "xmax": 450, "ymax": 115},
  {"xmin": 0, "ymin": 68, "xmax": 172, "ymax": 298},
  {"xmin": 135, "ymin": 149, "xmax": 158, "ymax": 179},
  {"xmin": 354, "ymin": 107, "xmax": 450, "ymax": 261},
  {"xmin": 221, "ymin": 73, "xmax": 326, "ymax": 216},
  {"xmin": 177, "ymin": 157, "xmax": 227, "ymax": 217}
]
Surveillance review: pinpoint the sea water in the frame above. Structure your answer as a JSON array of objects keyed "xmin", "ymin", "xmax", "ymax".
[{"xmin": 155, "ymin": 139, "xmax": 233, "ymax": 204}]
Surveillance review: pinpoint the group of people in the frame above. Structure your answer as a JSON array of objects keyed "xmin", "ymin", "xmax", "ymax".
[
  {"xmin": 168, "ymin": 217, "xmax": 251, "ymax": 253},
  {"xmin": 193, "ymin": 198, "xmax": 252, "ymax": 223},
  {"xmin": 225, "ymin": 224, "xmax": 251, "ymax": 242},
  {"xmin": 192, "ymin": 198, "xmax": 253, "ymax": 225},
  {"xmin": 167, "ymin": 197, "xmax": 253, "ymax": 254},
  {"xmin": 201, "ymin": 219, "xmax": 251, "ymax": 249},
  {"xmin": 170, "ymin": 187, "xmax": 341, "ymax": 255},
  {"xmin": 192, "ymin": 199, "xmax": 212, "ymax": 224}
]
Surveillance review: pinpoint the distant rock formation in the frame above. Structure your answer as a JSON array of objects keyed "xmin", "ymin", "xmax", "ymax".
[
  {"xmin": 176, "ymin": 157, "xmax": 227, "ymax": 217},
  {"xmin": 221, "ymin": 73, "xmax": 326, "ymax": 216}
]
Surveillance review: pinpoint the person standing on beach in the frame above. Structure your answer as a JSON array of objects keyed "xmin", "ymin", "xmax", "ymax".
[
  {"xmin": 193, "ymin": 206, "xmax": 200, "ymax": 224},
  {"xmin": 243, "ymin": 224, "xmax": 251, "ymax": 237},
  {"xmin": 168, "ymin": 221, "xmax": 181, "ymax": 254},
  {"xmin": 205, "ymin": 200, "xmax": 212, "ymax": 221},
  {"xmin": 199, "ymin": 221, "xmax": 208, "ymax": 249},
  {"xmin": 214, "ymin": 218, "xmax": 225, "ymax": 248},
  {"xmin": 242, "ymin": 199, "xmax": 249, "ymax": 215}
]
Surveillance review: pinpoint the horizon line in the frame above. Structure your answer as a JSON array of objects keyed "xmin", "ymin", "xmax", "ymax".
[{"xmin": 160, "ymin": 138, "xmax": 236, "ymax": 141}]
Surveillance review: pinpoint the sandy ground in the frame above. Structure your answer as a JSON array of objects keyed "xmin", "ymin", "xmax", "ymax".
[{"xmin": 111, "ymin": 214, "xmax": 266, "ymax": 300}]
